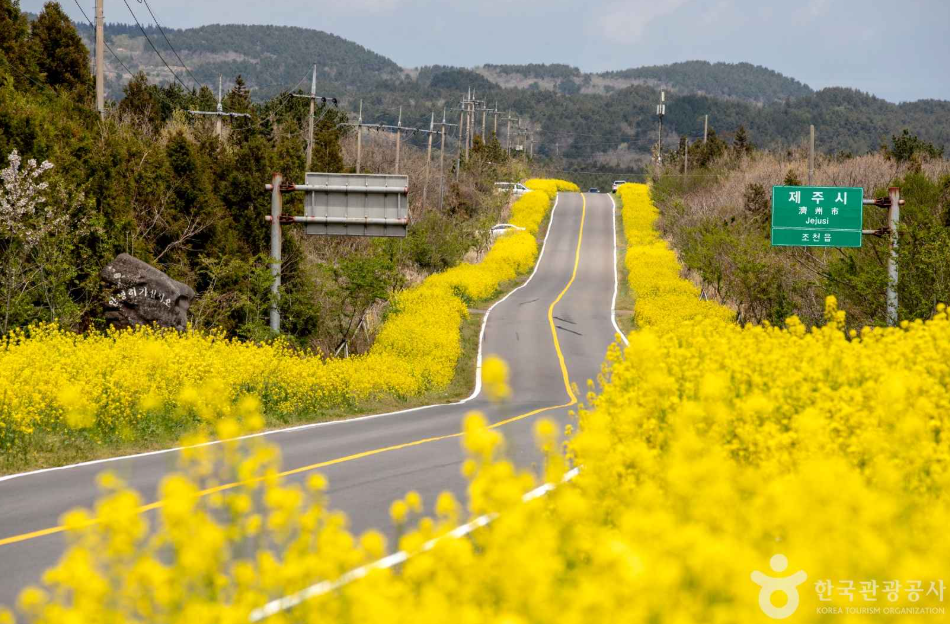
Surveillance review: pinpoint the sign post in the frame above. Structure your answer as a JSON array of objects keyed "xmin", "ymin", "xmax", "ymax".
[{"xmin": 266, "ymin": 172, "xmax": 410, "ymax": 333}]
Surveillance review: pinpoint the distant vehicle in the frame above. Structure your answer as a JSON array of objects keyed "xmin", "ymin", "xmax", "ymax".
[
  {"xmin": 612, "ymin": 180, "xmax": 627, "ymax": 192},
  {"xmin": 490, "ymin": 223, "xmax": 526, "ymax": 238},
  {"xmin": 588, "ymin": 187, "xmax": 600, "ymax": 193},
  {"xmin": 494, "ymin": 182, "xmax": 531, "ymax": 196}
]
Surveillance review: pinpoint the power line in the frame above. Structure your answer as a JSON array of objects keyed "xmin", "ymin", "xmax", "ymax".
[
  {"xmin": 121, "ymin": 0, "xmax": 191, "ymax": 91},
  {"xmin": 136, "ymin": 0, "xmax": 204, "ymax": 91},
  {"xmin": 72, "ymin": 0, "xmax": 135, "ymax": 78}
]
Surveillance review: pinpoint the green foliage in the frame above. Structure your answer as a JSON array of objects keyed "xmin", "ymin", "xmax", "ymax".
[
  {"xmin": 484, "ymin": 63, "xmax": 581, "ymax": 80},
  {"xmin": 783, "ymin": 169, "xmax": 802, "ymax": 186},
  {"xmin": 0, "ymin": 0, "xmax": 39, "ymax": 87},
  {"xmin": 883, "ymin": 129, "xmax": 944, "ymax": 163},
  {"xmin": 742, "ymin": 182, "xmax": 769, "ymax": 222},
  {"xmin": 404, "ymin": 211, "xmax": 472, "ymax": 272},
  {"xmin": 732, "ymin": 124, "xmax": 752, "ymax": 157},
  {"xmin": 31, "ymin": 2, "xmax": 91, "ymax": 95},
  {"xmin": 827, "ymin": 172, "xmax": 950, "ymax": 323},
  {"xmin": 601, "ymin": 60, "xmax": 813, "ymax": 103},
  {"xmin": 688, "ymin": 128, "xmax": 729, "ymax": 168}
]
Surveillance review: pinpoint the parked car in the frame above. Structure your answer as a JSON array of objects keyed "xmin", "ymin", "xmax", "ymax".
[
  {"xmin": 588, "ymin": 187, "xmax": 600, "ymax": 193},
  {"xmin": 494, "ymin": 182, "xmax": 531, "ymax": 196},
  {"xmin": 490, "ymin": 223, "xmax": 526, "ymax": 238},
  {"xmin": 612, "ymin": 180, "xmax": 627, "ymax": 192}
]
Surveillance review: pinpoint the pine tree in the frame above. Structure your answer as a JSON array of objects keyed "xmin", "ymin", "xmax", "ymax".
[
  {"xmin": 225, "ymin": 75, "xmax": 252, "ymax": 113},
  {"xmin": 733, "ymin": 124, "xmax": 753, "ymax": 157},
  {"xmin": 0, "ymin": 0, "xmax": 39, "ymax": 86},
  {"xmin": 118, "ymin": 71, "xmax": 161, "ymax": 128},
  {"xmin": 31, "ymin": 2, "xmax": 92, "ymax": 95}
]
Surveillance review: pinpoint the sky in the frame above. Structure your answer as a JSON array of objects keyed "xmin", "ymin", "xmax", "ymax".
[{"xmin": 24, "ymin": 0, "xmax": 950, "ymax": 102}]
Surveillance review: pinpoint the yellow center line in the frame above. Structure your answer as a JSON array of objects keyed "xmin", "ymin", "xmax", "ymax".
[{"xmin": 0, "ymin": 194, "xmax": 588, "ymax": 550}]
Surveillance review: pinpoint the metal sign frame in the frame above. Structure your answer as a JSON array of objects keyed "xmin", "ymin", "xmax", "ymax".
[{"xmin": 302, "ymin": 173, "xmax": 408, "ymax": 237}]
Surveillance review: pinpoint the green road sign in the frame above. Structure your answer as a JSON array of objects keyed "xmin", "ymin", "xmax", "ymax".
[{"xmin": 771, "ymin": 186, "xmax": 864, "ymax": 248}]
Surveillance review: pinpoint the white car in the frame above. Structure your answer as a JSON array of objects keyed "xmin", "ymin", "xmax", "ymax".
[
  {"xmin": 611, "ymin": 180, "xmax": 627, "ymax": 193},
  {"xmin": 490, "ymin": 223, "xmax": 526, "ymax": 238},
  {"xmin": 494, "ymin": 182, "xmax": 531, "ymax": 196}
]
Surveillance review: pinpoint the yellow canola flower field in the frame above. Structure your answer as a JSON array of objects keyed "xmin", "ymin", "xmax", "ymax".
[
  {"xmin": 6, "ymin": 182, "xmax": 949, "ymax": 624},
  {"xmin": 0, "ymin": 182, "xmax": 575, "ymax": 457}
]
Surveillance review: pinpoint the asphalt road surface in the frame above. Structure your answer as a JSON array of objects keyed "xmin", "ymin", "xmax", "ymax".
[{"xmin": 0, "ymin": 192, "xmax": 623, "ymax": 607}]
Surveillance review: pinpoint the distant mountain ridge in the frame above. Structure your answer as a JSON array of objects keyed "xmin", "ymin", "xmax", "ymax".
[
  {"xmin": 27, "ymin": 16, "xmax": 947, "ymax": 160},
  {"xmin": 69, "ymin": 20, "xmax": 812, "ymax": 105},
  {"xmin": 476, "ymin": 61, "xmax": 813, "ymax": 104}
]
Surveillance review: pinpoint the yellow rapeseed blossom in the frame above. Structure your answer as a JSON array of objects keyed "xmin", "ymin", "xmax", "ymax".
[
  {"xmin": 8, "ymin": 181, "xmax": 948, "ymax": 624},
  {"xmin": 0, "ymin": 183, "xmax": 569, "ymax": 457}
]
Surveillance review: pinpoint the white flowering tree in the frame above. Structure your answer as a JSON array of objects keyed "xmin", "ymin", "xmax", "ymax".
[{"xmin": 0, "ymin": 150, "xmax": 78, "ymax": 333}]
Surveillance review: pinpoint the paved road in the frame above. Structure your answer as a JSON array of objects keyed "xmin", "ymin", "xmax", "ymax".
[{"xmin": 0, "ymin": 192, "xmax": 622, "ymax": 607}]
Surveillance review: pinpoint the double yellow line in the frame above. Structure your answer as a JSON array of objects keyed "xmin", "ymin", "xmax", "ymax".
[{"xmin": 0, "ymin": 194, "xmax": 588, "ymax": 549}]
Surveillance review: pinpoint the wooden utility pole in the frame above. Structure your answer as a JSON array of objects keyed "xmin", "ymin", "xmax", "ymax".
[
  {"xmin": 188, "ymin": 76, "xmax": 250, "ymax": 135},
  {"xmin": 422, "ymin": 112, "xmax": 434, "ymax": 209},
  {"xmin": 215, "ymin": 76, "xmax": 224, "ymax": 137},
  {"xmin": 456, "ymin": 106, "xmax": 464, "ymax": 180},
  {"xmin": 808, "ymin": 124, "xmax": 815, "ymax": 186},
  {"xmin": 703, "ymin": 114, "xmax": 708, "ymax": 144},
  {"xmin": 356, "ymin": 100, "xmax": 363, "ymax": 174},
  {"xmin": 466, "ymin": 100, "xmax": 473, "ymax": 161},
  {"xmin": 306, "ymin": 65, "xmax": 317, "ymax": 170},
  {"xmin": 95, "ymin": 0, "xmax": 105, "ymax": 117},
  {"xmin": 439, "ymin": 109, "xmax": 447, "ymax": 210},
  {"xmin": 394, "ymin": 106, "xmax": 402, "ymax": 174}
]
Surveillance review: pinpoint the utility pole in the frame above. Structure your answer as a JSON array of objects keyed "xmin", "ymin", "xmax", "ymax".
[
  {"xmin": 656, "ymin": 90, "xmax": 666, "ymax": 164},
  {"xmin": 188, "ymin": 76, "xmax": 251, "ymax": 135},
  {"xmin": 95, "ymin": 0, "xmax": 105, "ymax": 117},
  {"xmin": 269, "ymin": 172, "xmax": 282, "ymax": 333},
  {"xmin": 291, "ymin": 72, "xmax": 338, "ymax": 170},
  {"xmin": 808, "ymin": 124, "xmax": 815, "ymax": 186},
  {"xmin": 394, "ymin": 106, "xmax": 402, "ymax": 174},
  {"xmin": 439, "ymin": 109, "xmax": 448, "ymax": 210},
  {"xmin": 356, "ymin": 100, "xmax": 363, "ymax": 174},
  {"xmin": 306, "ymin": 65, "xmax": 317, "ymax": 170},
  {"xmin": 422, "ymin": 112, "xmax": 434, "ymax": 210},
  {"xmin": 684, "ymin": 139, "xmax": 689, "ymax": 175},
  {"xmin": 506, "ymin": 112, "xmax": 512, "ymax": 156},
  {"xmin": 481, "ymin": 106, "xmax": 487, "ymax": 142},
  {"xmin": 215, "ymin": 76, "xmax": 224, "ymax": 138},
  {"xmin": 456, "ymin": 105, "xmax": 464, "ymax": 181},
  {"xmin": 466, "ymin": 100, "xmax": 473, "ymax": 161},
  {"xmin": 703, "ymin": 114, "xmax": 708, "ymax": 144},
  {"xmin": 887, "ymin": 186, "xmax": 900, "ymax": 327}
]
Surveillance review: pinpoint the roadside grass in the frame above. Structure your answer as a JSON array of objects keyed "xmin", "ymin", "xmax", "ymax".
[
  {"xmin": 612, "ymin": 192, "xmax": 637, "ymax": 335},
  {"xmin": 0, "ymin": 201, "xmax": 556, "ymax": 476}
]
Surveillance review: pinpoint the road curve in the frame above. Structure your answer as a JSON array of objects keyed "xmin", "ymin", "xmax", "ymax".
[{"xmin": 0, "ymin": 192, "xmax": 621, "ymax": 606}]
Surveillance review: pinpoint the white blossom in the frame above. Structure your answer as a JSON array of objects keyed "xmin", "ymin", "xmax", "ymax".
[{"xmin": 0, "ymin": 150, "xmax": 63, "ymax": 248}]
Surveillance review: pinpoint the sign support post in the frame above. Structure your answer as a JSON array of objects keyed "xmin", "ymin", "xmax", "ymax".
[
  {"xmin": 887, "ymin": 186, "xmax": 900, "ymax": 326},
  {"xmin": 270, "ymin": 172, "xmax": 282, "ymax": 333}
]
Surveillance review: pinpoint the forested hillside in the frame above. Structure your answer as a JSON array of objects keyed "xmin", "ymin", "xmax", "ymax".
[
  {"xmin": 600, "ymin": 60, "xmax": 814, "ymax": 103},
  {"xmin": 19, "ymin": 14, "xmax": 950, "ymax": 174}
]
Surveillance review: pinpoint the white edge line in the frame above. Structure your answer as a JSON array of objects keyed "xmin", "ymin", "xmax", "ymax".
[
  {"xmin": 249, "ymin": 467, "xmax": 581, "ymax": 622},
  {"xmin": 0, "ymin": 194, "xmax": 564, "ymax": 485},
  {"xmin": 609, "ymin": 194, "xmax": 630, "ymax": 347}
]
